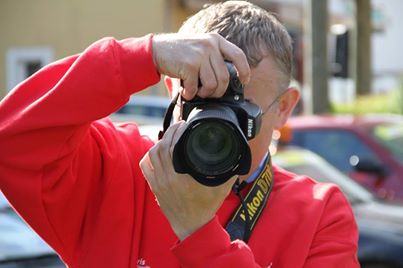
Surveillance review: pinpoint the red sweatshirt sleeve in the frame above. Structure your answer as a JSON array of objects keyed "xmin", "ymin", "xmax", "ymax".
[
  {"xmin": 172, "ymin": 186, "xmax": 359, "ymax": 267},
  {"xmin": 0, "ymin": 35, "xmax": 160, "ymax": 263},
  {"xmin": 172, "ymin": 217, "xmax": 261, "ymax": 268}
]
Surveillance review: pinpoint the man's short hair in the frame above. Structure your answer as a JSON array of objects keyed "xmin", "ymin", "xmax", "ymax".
[{"xmin": 179, "ymin": 0, "xmax": 293, "ymax": 90}]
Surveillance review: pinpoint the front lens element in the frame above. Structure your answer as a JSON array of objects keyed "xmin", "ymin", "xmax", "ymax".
[{"xmin": 185, "ymin": 120, "xmax": 240, "ymax": 176}]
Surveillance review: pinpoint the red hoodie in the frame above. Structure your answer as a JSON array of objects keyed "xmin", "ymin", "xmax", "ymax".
[{"xmin": 0, "ymin": 35, "xmax": 359, "ymax": 268}]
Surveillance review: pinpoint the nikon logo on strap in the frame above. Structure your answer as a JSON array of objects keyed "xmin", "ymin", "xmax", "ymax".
[
  {"xmin": 226, "ymin": 157, "xmax": 274, "ymax": 242},
  {"xmin": 239, "ymin": 168, "xmax": 272, "ymax": 223}
]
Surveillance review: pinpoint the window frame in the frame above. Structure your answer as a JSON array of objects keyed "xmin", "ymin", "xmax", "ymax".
[{"xmin": 6, "ymin": 47, "xmax": 54, "ymax": 91}]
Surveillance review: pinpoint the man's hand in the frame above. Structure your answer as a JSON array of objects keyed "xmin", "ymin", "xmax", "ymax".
[
  {"xmin": 140, "ymin": 121, "xmax": 237, "ymax": 240},
  {"xmin": 152, "ymin": 33, "xmax": 250, "ymax": 100}
]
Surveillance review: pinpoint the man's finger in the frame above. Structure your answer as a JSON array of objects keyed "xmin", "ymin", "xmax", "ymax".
[
  {"xmin": 169, "ymin": 121, "xmax": 188, "ymax": 159},
  {"xmin": 181, "ymin": 71, "xmax": 199, "ymax": 100},
  {"xmin": 198, "ymin": 59, "xmax": 218, "ymax": 98},
  {"xmin": 218, "ymin": 37, "xmax": 250, "ymax": 85},
  {"xmin": 140, "ymin": 153, "xmax": 157, "ymax": 188},
  {"xmin": 158, "ymin": 121, "xmax": 187, "ymax": 173},
  {"xmin": 147, "ymin": 144, "xmax": 166, "ymax": 187},
  {"xmin": 151, "ymin": 121, "xmax": 185, "ymax": 177},
  {"xmin": 209, "ymin": 53, "xmax": 230, "ymax": 98},
  {"xmin": 160, "ymin": 122, "xmax": 183, "ymax": 155}
]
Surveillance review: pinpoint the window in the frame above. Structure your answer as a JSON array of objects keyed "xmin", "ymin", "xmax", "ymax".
[
  {"xmin": 292, "ymin": 129, "xmax": 380, "ymax": 173},
  {"xmin": 6, "ymin": 47, "xmax": 54, "ymax": 91},
  {"xmin": 371, "ymin": 123, "xmax": 403, "ymax": 164}
]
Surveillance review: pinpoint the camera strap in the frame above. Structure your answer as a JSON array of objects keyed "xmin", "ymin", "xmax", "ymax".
[
  {"xmin": 158, "ymin": 92, "xmax": 180, "ymax": 140},
  {"xmin": 225, "ymin": 155, "xmax": 274, "ymax": 243}
]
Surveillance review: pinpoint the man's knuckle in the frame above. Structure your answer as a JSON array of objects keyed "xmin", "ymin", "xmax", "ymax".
[
  {"xmin": 208, "ymin": 32, "xmax": 221, "ymax": 40},
  {"xmin": 219, "ymin": 71, "xmax": 230, "ymax": 84},
  {"xmin": 203, "ymin": 87, "xmax": 215, "ymax": 97},
  {"xmin": 200, "ymin": 35, "xmax": 217, "ymax": 50},
  {"xmin": 233, "ymin": 49, "xmax": 245, "ymax": 59},
  {"xmin": 148, "ymin": 147, "xmax": 158, "ymax": 159},
  {"xmin": 159, "ymin": 140, "xmax": 170, "ymax": 152},
  {"xmin": 184, "ymin": 58, "xmax": 198, "ymax": 73},
  {"xmin": 205, "ymin": 79, "xmax": 217, "ymax": 90}
]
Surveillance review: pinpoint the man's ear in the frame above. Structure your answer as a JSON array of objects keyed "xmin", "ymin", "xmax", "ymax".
[{"xmin": 274, "ymin": 87, "xmax": 300, "ymax": 128}]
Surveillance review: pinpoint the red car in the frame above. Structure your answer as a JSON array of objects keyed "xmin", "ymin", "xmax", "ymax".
[{"xmin": 285, "ymin": 114, "xmax": 403, "ymax": 202}]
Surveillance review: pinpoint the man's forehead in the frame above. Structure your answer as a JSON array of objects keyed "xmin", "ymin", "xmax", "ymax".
[{"xmin": 246, "ymin": 56, "xmax": 280, "ymax": 89}]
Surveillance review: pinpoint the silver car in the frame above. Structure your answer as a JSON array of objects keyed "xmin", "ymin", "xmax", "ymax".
[
  {"xmin": 0, "ymin": 192, "xmax": 65, "ymax": 267},
  {"xmin": 273, "ymin": 146, "xmax": 403, "ymax": 268}
]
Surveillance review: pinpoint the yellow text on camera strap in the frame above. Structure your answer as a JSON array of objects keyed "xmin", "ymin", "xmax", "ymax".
[{"xmin": 226, "ymin": 157, "xmax": 274, "ymax": 242}]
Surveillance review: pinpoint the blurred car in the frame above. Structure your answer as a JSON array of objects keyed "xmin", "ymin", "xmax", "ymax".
[
  {"xmin": 110, "ymin": 95, "xmax": 170, "ymax": 125},
  {"xmin": 273, "ymin": 146, "xmax": 403, "ymax": 268},
  {"xmin": 286, "ymin": 114, "xmax": 403, "ymax": 202},
  {"xmin": 0, "ymin": 192, "xmax": 65, "ymax": 268}
]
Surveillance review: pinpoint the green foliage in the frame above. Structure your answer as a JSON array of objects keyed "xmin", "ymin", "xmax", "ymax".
[
  {"xmin": 332, "ymin": 78, "xmax": 403, "ymax": 115},
  {"xmin": 394, "ymin": 76, "xmax": 403, "ymax": 114}
]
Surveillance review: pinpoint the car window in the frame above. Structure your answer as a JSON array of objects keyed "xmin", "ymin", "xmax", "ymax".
[
  {"xmin": 370, "ymin": 123, "xmax": 403, "ymax": 164},
  {"xmin": 111, "ymin": 96, "xmax": 170, "ymax": 125},
  {"xmin": 292, "ymin": 130, "xmax": 380, "ymax": 173},
  {"xmin": 116, "ymin": 104, "xmax": 166, "ymax": 118},
  {"xmin": 282, "ymin": 164, "xmax": 369, "ymax": 204},
  {"xmin": 273, "ymin": 147, "xmax": 374, "ymax": 204}
]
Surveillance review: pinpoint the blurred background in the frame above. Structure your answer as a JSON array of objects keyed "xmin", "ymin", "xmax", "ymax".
[
  {"xmin": 1, "ymin": 0, "xmax": 403, "ymax": 267},
  {"xmin": 1, "ymin": 0, "xmax": 402, "ymax": 113}
]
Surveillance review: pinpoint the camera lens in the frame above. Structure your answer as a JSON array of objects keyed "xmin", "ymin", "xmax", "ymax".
[{"xmin": 184, "ymin": 120, "xmax": 240, "ymax": 176}]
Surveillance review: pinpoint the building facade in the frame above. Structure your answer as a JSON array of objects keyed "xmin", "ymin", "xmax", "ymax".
[
  {"xmin": 0, "ymin": 0, "xmax": 302, "ymax": 99},
  {"xmin": 0, "ymin": 0, "xmax": 196, "ymax": 97}
]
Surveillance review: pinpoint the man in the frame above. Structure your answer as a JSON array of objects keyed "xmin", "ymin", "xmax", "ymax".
[{"xmin": 0, "ymin": 1, "xmax": 359, "ymax": 267}]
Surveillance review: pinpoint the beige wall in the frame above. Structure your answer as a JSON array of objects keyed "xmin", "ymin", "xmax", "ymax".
[
  {"xmin": 0, "ymin": 0, "xmax": 295, "ymax": 98},
  {"xmin": 0, "ymin": 0, "xmax": 170, "ymax": 98}
]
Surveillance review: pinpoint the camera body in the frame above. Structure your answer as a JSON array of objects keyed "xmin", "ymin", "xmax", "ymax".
[{"xmin": 172, "ymin": 62, "xmax": 262, "ymax": 186}]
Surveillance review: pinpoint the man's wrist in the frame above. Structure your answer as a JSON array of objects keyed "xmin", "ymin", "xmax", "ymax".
[{"xmin": 172, "ymin": 215, "xmax": 215, "ymax": 241}]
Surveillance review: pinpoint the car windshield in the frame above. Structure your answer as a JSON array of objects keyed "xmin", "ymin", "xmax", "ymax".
[
  {"xmin": 370, "ymin": 123, "xmax": 403, "ymax": 164},
  {"xmin": 273, "ymin": 147, "xmax": 374, "ymax": 204}
]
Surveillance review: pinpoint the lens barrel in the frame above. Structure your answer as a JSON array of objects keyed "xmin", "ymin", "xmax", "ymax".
[{"xmin": 173, "ymin": 105, "xmax": 251, "ymax": 186}]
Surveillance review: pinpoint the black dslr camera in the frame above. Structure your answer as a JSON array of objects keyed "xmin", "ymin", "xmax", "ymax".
[{"xmin": 172, "ymin": 62, "xmax": 262, "ymax": 186}]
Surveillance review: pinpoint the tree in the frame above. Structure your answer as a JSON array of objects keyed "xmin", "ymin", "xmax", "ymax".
[
  {"xmin": 304, "ymin": 0, "xmax": 330, "ymax": 114},
  {"xmin": 353, "ymin": 0, "xmax": 372, "ymax": 95}
]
